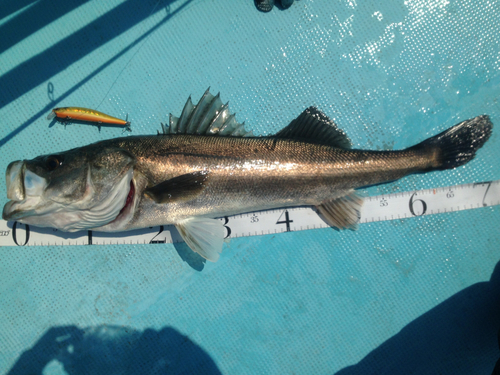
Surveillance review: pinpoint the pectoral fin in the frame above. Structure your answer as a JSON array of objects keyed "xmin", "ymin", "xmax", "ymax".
[
  {"xmin": 175, "ymin": 217, "xmax": 225, "ymax": 262},
  {"xmin": 317, "ymin": 190, "xmax": 364, "ymax": 230},
  {"xmin": 144, "ymin": 171, "xmax": 209, "ymax": 204}
]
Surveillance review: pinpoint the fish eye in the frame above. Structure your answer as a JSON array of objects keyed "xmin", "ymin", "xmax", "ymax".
[{"xmin": 46, "ymin": 155, "xmax": 63, "ymax": 171}]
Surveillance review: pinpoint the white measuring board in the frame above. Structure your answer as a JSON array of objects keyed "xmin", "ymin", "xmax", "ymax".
[{"xmin": 0, "ymin": 180, "xmax": 498, "ymax": 247}]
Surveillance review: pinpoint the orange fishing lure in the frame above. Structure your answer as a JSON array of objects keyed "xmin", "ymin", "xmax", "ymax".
[{"xmin": 47, "ymin": 107, "xmax": 131, "ymax": 131}]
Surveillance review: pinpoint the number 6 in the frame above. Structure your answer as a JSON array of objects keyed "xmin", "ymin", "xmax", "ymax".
[{"xmin": 409, "ymin": 193, "xmax": 427, "ymax": 216}]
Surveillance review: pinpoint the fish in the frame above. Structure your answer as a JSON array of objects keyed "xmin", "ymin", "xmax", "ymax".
[
  {"xmin": 3, "ymin": 89, "xmax": 493, "ymax": 262},
  {"xmin": 47, "ymin": 107, "xmax": 131, "ymax": 131}
]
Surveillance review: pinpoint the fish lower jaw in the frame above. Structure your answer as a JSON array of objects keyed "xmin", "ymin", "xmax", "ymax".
[
  {"xmin": 3, "ymin": 201, "xmax": 89, "ymax": 232},
  {"xmin": 2, "ymin": 196, "xmax": 44, "ymax": 221}
]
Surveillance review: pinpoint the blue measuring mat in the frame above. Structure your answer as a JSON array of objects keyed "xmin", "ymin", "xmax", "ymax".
[{"xmin": 0, "ymin": 0, "xmax": 499, "ymax": 373}]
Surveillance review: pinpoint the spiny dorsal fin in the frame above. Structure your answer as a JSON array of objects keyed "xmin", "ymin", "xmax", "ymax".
[
  {"xmin": 316, "ymin": 190, "xmax": 364, "ymax": 230},
  {"xmin": 159, "ymin": 88, "xmax": 253, "ymax": 137},
  {"xmin": 276, "ymin": 107, "xmax": 352, "ymax": 149}
]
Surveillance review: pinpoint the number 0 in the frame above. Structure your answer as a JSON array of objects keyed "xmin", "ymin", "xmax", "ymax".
[{"xmin": 12, "ymin": 222, "xmax": 30, "ymax": 246}]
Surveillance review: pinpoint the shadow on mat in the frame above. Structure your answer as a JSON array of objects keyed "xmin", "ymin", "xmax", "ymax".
[
  {"xmin": 0, "ymin": 0, "xmax": 89, "ymax": 57},
  {"xmin": 8, "ymin": 325, "xmax": 222, "ymax": 375},
  {"xmin": 0, "ymin": 0, "xmax": 193, "ymax": 148},
  {"xmin": 0, "ymin": 0, "xmax": 174, "ymax": 110},
  {"xmin": 336, "ymin": 261, "xmax": 500, "ymax": 375}
]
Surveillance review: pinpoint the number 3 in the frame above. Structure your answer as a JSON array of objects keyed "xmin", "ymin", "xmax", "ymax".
[{"xmin": 221, "ymin": 217, "xmax": 231, "ymax": 238}]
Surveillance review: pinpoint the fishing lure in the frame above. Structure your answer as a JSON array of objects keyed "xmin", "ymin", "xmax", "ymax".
[{"xmin": 47, "ymin": 107, "xmax": 131, "ymax": 131}]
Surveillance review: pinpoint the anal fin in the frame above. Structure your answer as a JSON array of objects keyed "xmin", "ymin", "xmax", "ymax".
[
  {"xmin": 316, "ymin": 190, "xmax": 364, "ymax": 230},
  {"xmin": 175, "ymin": 217, "xmax": 225, "ymax": 262}
]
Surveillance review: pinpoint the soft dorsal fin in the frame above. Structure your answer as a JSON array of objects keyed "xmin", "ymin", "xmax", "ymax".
[
  {"xmin": 158, "ymin": 88, "xmax": 253, "ymax": 137},
  {"xmin": 275, "ymin": 107, "xmax": 352, "ymax": 149}
]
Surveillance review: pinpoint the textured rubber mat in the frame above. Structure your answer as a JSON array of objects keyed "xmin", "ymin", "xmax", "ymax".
[{"xmin": 0, "ymin": 0, "xmax": 499, "ymax": 373}]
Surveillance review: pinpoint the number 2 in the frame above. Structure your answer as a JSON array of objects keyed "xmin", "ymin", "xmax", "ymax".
[{"xmin": 150, "ymin": 226, "xmax": 166, "ymax": 244}]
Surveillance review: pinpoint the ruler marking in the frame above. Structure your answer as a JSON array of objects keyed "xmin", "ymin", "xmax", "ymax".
[{"xmin": 1, "ymin": 179, "xmax": 498, "ymax": 247}]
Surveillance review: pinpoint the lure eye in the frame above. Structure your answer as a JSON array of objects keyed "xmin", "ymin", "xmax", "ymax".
[{"xmin": 46, "ymin": 155, "xmax": 63, "ymax": 171}]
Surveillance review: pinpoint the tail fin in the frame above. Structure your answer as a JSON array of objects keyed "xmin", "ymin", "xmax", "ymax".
[
  {"xmin": 124, "ymin": 114, "xmax": 131, "ymax": 132},
  {"xmin": 410, "ymin": 115, "xmax": 492, "ymax": 170},
  {"xmin": 47, "ymin": 110, "xmax": 56, "ymax": 120}
]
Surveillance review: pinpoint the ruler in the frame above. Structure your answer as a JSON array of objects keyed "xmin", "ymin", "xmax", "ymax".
[{"xmin": 0, "ymin": 180, "xmax": 498, "ymax": 247}]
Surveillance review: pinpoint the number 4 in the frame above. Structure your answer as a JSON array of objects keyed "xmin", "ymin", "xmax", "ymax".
[{"xmin": 276, "ymin": 210, "xmax": 293, "ymax": 232}]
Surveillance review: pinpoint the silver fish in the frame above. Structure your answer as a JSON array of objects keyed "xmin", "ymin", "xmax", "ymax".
[{"xmin": 2, "ymin": 89, "xmax": 493, "ymax": 261}]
